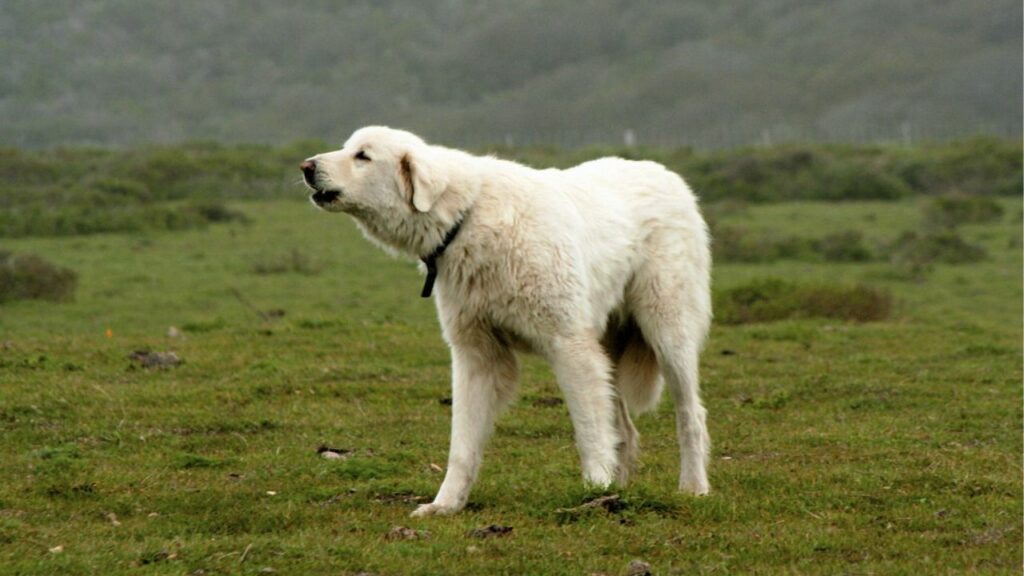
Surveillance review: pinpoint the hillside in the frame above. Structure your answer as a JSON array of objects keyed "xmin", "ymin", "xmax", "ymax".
[{"xmin": 0, "ymin": 0, "xmax": 1020, "ymax": 148}]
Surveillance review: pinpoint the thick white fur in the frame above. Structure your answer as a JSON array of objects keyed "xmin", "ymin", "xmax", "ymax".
[{"xmin": 305, "ymin": 127, "xmax": 712, "ymax": 517}]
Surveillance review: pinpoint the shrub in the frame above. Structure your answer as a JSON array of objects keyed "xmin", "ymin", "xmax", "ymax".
[
  {"xmin": 0, "ymin": 148, "xmax": 58, "ymax": 184},
  {"xmin": 712, "ymin": 226, "xmax": 874, "ymax": 263},
  {"xmin": 185, "ymin": 201, "xmax": 250, "ymax": 224},
  {"xmin": 814, "ymin": 230, "xmax": 874, "ymax": 262},
  {"xmin": 0, "ymin": 252, "xmax": 77, "ymax": 303},
  {"xmin": 0, "ymin": 138, "xmax": 1019, "ymax": 238},
  {"xmin": 0, "ymin": 202, "xmax": 248, "ymax": 238},
  {"xmin": 91, "ymin": 177, "xmax": 152, "ymax": 202},
  {"xmin": 688, "ymin": 145, "xmax": 914, "ymax": 202},
  {"xmin": 923, "ymin": 195, "xmax": 1005, "ymax": 228},
  {"xmin": 818, "ymin": 163, "xmax": 911, "ymax": 201},
  {"xmin": 886, "ymin": 230, "xmax": 988, "ymax": 281},
  {"xmin": 886, "ymin": 137, "xmax": 1022, "ymax": 196},
  {"xmin": 888, "ymin": 231, "xmax": 987, "ymax": 265},
  {"xmin": 715, "ymin": 278, "xmax": 892, "ymax": 324}
]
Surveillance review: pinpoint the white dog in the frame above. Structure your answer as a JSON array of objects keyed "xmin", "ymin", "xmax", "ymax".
[{"xmin": 301, "ymin": 127, "xmax": 712, "ymax": 517}]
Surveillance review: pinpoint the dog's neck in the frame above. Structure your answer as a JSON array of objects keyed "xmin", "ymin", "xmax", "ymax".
[
  {"xmin": 353, "ymin": 149, "xmax": 481, "ymax": 260},
  {"xmin": 419, "ymin": 216, "xmax": 464, "ymax": 298}
]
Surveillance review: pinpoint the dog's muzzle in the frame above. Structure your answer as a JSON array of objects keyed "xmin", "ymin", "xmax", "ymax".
[
  {"xmin": 300, "ymin": 159, "xmax": 341, "ymax": 206},
  {"xmin": 311, "ymin": 189, "xmax": 341, "ymax": 205}
]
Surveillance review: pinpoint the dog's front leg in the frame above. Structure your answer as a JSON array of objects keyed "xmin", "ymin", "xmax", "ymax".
[
  {"xmin": 547, "ymin": 334, "xmax": 620, "ymax": 488},
  {"xmin": 412, "ymin": 339, "xmax": 518, "ymax": 517}
]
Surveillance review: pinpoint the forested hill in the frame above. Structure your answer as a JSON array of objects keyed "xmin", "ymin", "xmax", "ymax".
[{"xmin": 1, "ymin": 0, "xmax": 1020, "ymax": 148}]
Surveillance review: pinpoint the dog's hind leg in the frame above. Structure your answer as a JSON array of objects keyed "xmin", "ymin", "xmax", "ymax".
[
  {"xmin": 657, "ymin": 328, "xmax": 710, "ymax": 495},
  {"xmin": 631, "ymin": 247, "xmax": 712, "ymax": 495},
  {"xmin": 412, "ymin": 332, "xmax": 518, "ymax": 517}
]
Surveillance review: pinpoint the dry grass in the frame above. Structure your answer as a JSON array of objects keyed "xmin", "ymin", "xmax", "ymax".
[
  {"xmin": 0, "ymin": 251, "xmax": 77, "ymax": 302},
  {"xmin": 714, "ymin": 278, "xmax": 893, "ymax": 324}
]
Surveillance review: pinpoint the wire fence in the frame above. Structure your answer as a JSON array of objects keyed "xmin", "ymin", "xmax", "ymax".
[{"xmin": 443, "ymin": 121, "xmax": 1021, "ymax": 150}]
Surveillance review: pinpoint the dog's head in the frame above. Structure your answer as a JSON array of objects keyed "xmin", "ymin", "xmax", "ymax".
[{"xmin": 301, "ymin": 126, "xmax": 448, "ymax": 217}]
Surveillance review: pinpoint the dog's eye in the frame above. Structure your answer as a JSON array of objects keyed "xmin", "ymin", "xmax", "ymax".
[{"xmin": 354, "ymin": 150, "xmax": 371, "ymax": 162}]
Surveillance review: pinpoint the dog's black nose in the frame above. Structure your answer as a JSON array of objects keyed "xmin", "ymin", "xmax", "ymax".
[{"xmin": 300, "ymin": 160, "xmax": 317, "ymax": 185}]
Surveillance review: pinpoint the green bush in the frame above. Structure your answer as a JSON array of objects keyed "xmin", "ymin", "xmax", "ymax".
[
  {"xmin": 0, "ymin": 148, "xmax": 58, "ymax": 185},
  {"xmin": 91, "ymin": 177, "xmax": 152, "ymax": 202},
  {"xmin": 715, "ymin": 278, "xmax": 893, "ymax": 324},
  {"xmin": 0, "ymin": 252, "xmax": 77, "ymax": 303},
  {"xmin": 889, "ymin": 231, "xmax": 987, "ymax": 265},
  {"xmin": 185, "ymin": 202, "xmax": 250, "ymax": 224},
  {"xmin": 0, "ymin": 202, "xmax": 246, "ymax": 238},
  {"xmin": 482, "ymin": 138, "xmax": 1021, "ymax": 203},
  {"xmin": 814, "ymin": 230, "xmax": 874, "ymax": 262},
  {"xmin": 882, "ymin": 138, "xmax": 1022, "ymax": 201},
  {"xmin": 924, "ymin": 195, "xmax": 1005, "ymax": 228},
  {"xmin": 817, "ymin": 164, "xmax": 910, "ymax": 201},
  {"xmin": 712, "ymin": 226, "xmax": 873, "ymax": 263},
  {"xmin": 0, "ymin": 138, "xmax": 1018, "ymax": 238}
]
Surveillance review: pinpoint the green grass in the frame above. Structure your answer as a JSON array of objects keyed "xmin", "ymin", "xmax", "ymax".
[{"xmin": 0, "ymin": 197, "xmax": 1020, "ymax": 574}]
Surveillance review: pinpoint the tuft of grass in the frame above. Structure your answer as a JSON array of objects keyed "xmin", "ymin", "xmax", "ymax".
[
  {"xmin": 250, "ymin": 248, "xmax": 323, "ymax": 276},
  {"xmin": 0, "ymin": 251, "xmax": 77, "ymax": 302},
  {"xmin": 715, "ymin": 278, "xmax": 893, "ymax": 324},
  {"xmin": 330, "ymin": 458, "xmax": 400, "ymax": 481},
  {"xmin": 295, "ymin": 318, "xmax": 346, "ymax": 330},
  {"xmin": 34, "ymin": 444, "xmax": 81, "ymax": 461},
  {"xmin": 181, "ymin": 317, "xmax": 227, "ymax": 333},
  {"xmin": 175, "ymin": 453, "xmax": 228, "ymax": 469}
]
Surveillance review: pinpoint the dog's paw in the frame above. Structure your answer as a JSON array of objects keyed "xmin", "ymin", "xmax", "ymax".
[
  {"xmin": 410, "ymin": 501, "xmax": 461, "ymax": 518},
  {"xmin": 679, "ymin": 478, "xmax": 710, "ymax": 496}
]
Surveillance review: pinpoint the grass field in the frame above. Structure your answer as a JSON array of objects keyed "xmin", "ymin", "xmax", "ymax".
[{"xmin": 0, "ymin": 194, "xmax": 1020, "ymax": 574}]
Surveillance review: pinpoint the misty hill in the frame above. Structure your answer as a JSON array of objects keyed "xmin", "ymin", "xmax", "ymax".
[{"xmin": 1, "ymin": 0, "xmax": 1020, "ymax": 148}]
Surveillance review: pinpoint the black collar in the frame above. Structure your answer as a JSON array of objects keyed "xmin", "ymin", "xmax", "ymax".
[{"xmin": 420, "ymin": 218, "xmax": 463, "ymax": 298}]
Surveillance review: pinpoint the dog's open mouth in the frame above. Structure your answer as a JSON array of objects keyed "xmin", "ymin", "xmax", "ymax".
[{"xmin": 311, "ymin": 189, "xmax": 341, "ymax": 206}]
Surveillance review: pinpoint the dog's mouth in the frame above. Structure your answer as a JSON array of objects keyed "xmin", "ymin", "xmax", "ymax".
[{"xmin": 311, "ymin": 189, "xmax": 341, "ymax": 206}]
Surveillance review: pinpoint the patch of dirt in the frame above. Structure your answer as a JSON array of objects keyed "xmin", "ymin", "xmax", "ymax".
[
  {"xmin": 968, "ymin": 525, "xmax": 1015, "ymax": 546},
  {"xmin": 627, "ymin": 560, "xmax": 652, "ymax": 576},
  {"xmin": 319, "ymin": 489, "xmax": 357, "ymax": 506},
  {"xmin": 385, "ymin": 526, "xmax": 428, "ymax": 541},
  {"xmin": 128, "ymin": 350, "xmax": 181, "ymax": 369},
  {"xmin": 316, "ymin": 445, "xmax": 352, "ymax": 460},
  {"xmin": 372, "ymin": 492, "xmax": 427, "ymax": 505},
  {"xmin": 467, "ymin": 524, "xmax": 513, "ymax": 538},
  {"xmin": 556, "ymin": 494, "xmax": 627, "ymax": 515}
]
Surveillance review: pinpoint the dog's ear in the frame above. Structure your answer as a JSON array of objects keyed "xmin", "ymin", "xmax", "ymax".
[{"xmin": 400, "ymin": 150, "xmax": 446, "ymax": 213}]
